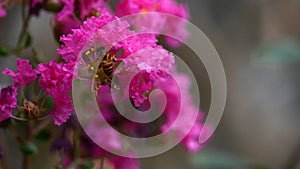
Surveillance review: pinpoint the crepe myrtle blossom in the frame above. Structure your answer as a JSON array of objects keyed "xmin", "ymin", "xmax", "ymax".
[
  {"xmin": 116, "ymin": 0, "xmax": 189, "ymax": 47},
  {"xmin": 57, "ymin": 13, "xmax": 158, "ymax": 69},
  {"xmin": 0, "ymin": 85, "xmax": 18, "ymax": 122},
  {"xmin": 0, "ymin": 0, "xmax": 6, "ymax": 18},
  {"xmin": 114, "ymin": 47, "xmax": 174, "ymax": 107},
  {"xmin": 36, "ymin": 59, "xmax": 74, "ymax": 125},
  {"xmin": 156, "ymin": 73, "xmax": 206, "ymax": 152},
  {"xmin": 53, "ymin": 0, "xmax": 111, "ymax": 37},
  {"xmin": 108, "ymin": 156, "xmax": 140, "ymax": 169},
  {"xmin": 57, "ymin": 14, "xmax": 114, "ymax": 64},
  {"xmin": 2, "ymin": 58, "xmax": 37, "ymax": 87}
]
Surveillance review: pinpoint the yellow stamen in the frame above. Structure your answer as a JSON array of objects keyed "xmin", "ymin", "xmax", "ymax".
[{"xmin": 85, "ymin": 50, "xmax": 91, "ymax": 55}]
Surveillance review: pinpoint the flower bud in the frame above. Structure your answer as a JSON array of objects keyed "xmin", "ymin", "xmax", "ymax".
[
  {"xmin": 43, "ymin": 0, "xmax": 63, "ymax": 12},
  {"xmin": 21, "ymin": 141, "xmax": 38, "ymax": 155}
]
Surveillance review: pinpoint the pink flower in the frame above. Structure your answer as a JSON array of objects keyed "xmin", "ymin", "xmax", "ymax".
[
  {"xmin": 57, "ymin": 15, "xmax": 157, "ymax": 69},
  {"xmin": 57, "ymin": 14, "xmax": 114, "ymax": 64},
  {"xmin": 56, "ymin": 0, "xmax": 75, "ymax": 22},
  {"xmin": 182, "ymin": 123, "xmax": 211, "ymax": 152},
  {"xmin": 30, "ymin": 0, "xmax": 42, "ymax": 8},
  {"xmin": 115, "ymin": 47, "xmax": 174, "ymax": 107},
  {"xmin": 36, "ymin": 59, "xmax": 73, "ymax": 125},
  {"xmin": 0, "ymin": 85, "xmax": 18, "ymax": 122},
  {"xmin": 124, "ymin": 69, "xmax": 169, "ymax": 107},
  {"xmin": 53, "ymin": 0, "xmax": 112, "ymax": 38},
  {"xmin": 156, "ymin": 73, "xmax": 205, "ymax": 152},
  {"xmin": 51, "ymin": 93, "xmax": 74, "ymax": 125},
  {"xmin": 78, "ymin": 0, "xmax": 111, "ymax": 20},
  {"xmin": 86, "ymin": 117, "xmax": 123, "ymax": 152},
  {"xmin": 53, "ymin": 14, "xmax": 81, "ymax": 39},
  {"xmin": 108, "ymin": 156, "xmax": 140, "ymax": 169},
  {"xmin": 114, "ymin": 33, "xmax": 158, "ymax": 58},
  {"xmin": 118, "ymin": 47, "xmax": 174, "ymax": 73},
  {"xmin": 116, "ymin": 0, "xmax": 189, "ymax": 47},
  {"xmin": 2, "ymin": 58, "xmax": 37, "ymax": 87},
  {"xmin": 29, "ymin": 0, "xmax": 43, "ymax": 15},
  {"xmin": 0, "ymin": 1, "xmax": 6, "ymax": 18}
]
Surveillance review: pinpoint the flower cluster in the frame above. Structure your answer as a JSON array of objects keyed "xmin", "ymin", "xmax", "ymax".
[
  {"xmin": 2, "ymin": 58, "xmax": 37, "ymax": 87},
  {"xmin": 56, "ymin": 12, "xmax": 205, "ymax": 155},
  {"xmin": 0, "ymin": 0, "xmax": 208, "ymax": 168},
  {"xmin": 53, "ymin": 0, "xmax": 111, "ymax": 37},
  {"xmin": 36, "ymin": 60, "xmax": 74, "ymax": 125},
  {"xmin": 116, "ymin": 0, "xmax": 189, "ymax": 47},
  {"xmin": 1, "ymin": 58, "xmax": 73, "ymax": 125}
]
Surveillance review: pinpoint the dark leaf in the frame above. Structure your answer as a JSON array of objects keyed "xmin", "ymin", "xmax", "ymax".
[
  {"xmin": 35, "ymin": 129, "xmax": 51, "ymax": 142},
  {"xmin": 0, "ymin": 44, "xmax": 10, "ymax": 56},
  {"xmin": 21, "ymin": 141, "xmax": 38, "ymax": 155},
  {"xmin": 80, "ymin": 161, "xmax": 94, "ymax": 169}
]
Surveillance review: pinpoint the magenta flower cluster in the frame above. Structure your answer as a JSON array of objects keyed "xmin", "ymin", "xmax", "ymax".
[
  {"xmin": 1, "ymin": 58, "xmax": 74, "ymax": 125},
  {"xmin": 0, "ymin": 0, "xmax": 207, "ymax": 168}
]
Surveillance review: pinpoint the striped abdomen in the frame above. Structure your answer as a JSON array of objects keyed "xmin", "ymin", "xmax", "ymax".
[{"xmin": 101, "ymin": 53, "xmax": 114, "ymax": 78}]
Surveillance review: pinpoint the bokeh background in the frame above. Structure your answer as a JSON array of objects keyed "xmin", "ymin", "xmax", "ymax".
[{"xmin": 1, "ymin": 0, "xmax": 300, "ymax": 169}]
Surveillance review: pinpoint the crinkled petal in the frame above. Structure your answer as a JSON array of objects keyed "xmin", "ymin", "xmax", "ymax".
[
  {"xmin": 0, "ymin": 85, "xmax": 18, "ymax": 122},
  {"xmin": 2, "ymin": 58, "xmax": 37, "ymax": 87}
]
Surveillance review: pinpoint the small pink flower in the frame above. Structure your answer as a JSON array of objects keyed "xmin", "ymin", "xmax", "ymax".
[
  {"xmin": 36, "ymin": 59, "xmax": 73, "ymax": 125},
  {"xmin": 78, "ymin": 0, "xmax": 111, "ymax": 20},
  {"xmin": 182, "ymin": 123, "xmax": 211, "ymax": 152},
  {"xmin": 2, "ymin": 58, "xmax": 37, "ymax": 87},
  {"xmin": 58, "ymin": 14, "xmax": 114, "ymax": 64},
  {"xmin": 115, "ymin": 48, "xmax": 174, "ymax": 107},
  {"xmin": 108, "ymin": 156, "xmax": 140, "ymax": 169},
  {"xmin": 114, "ymin": 33, "xmax": 158, "ymax": 58},
  {"xmin": 51, "ymin": 93, "xmax": 74, "ymax": 125},
  {"xmin": 116, "ymin": 0, "xmax": 189, "ymax": 47},
  {"xmin": 29, "ymin": 0, "xmax": 43, "ymax": 15},
  {"xmin": 53, "ymin": 14, "xmax": 81, "ymax": 39},
  {"xmin": 56, "ymin": 0, "xmax": 75, "ymax": 22},
  {"xmin": 0, "ymin": 85, "xmax": 18, "ymax": 122},
  {"xmin": 0, "ymin": 1, "xmax": 6, "ymax": 18},
  {"xmin": 87, "ymin": 117, "xmax": 123, "ymax": 152},
  {"xmin": 30, "ymin": 0, "xmax": 42, "ymax": 8},
  {"xmin": 58, "ymin": 15, "xmax": 157, "ymax": 69},
  {"xmin": 156, "ymin": 73, "xmax": 205, "ymax": 152}
]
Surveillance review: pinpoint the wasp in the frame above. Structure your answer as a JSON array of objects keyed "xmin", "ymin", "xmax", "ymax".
[
  {"xmin": 19, "ymin": 99, "xmax": 40, "ymax": 119},
  {"xmin": 94, "ymin": 52, "xmax": 121, "ymax": 91},
  {"xmin": 81, "ymin": 47, "xmax": 122, "ymax": 94}
]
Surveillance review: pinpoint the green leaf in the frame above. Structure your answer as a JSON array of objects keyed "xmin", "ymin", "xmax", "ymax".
[
  {"xmin": 0, "ymin": 44, "xmax": 10, "ymax": 57},
  {"xmin": 80, "ymin": 161, "xmax": 94, "ymax": 169},
  {"xmin": 35, "ymin": 129, "xmax": 51, "ymax": 142},
  {"xmin": 21, "ymin": 141, "xmax": 38, "ymax": 155},
  {"xmin": 43, "ymin": 95, "xmax": 54, "ymax": 109},
  {"xmin": 254, "ymin": 39, "xmax": 300, "ymax": 64},
  {"xmin": 24, "ymin": 33, "xmax": 32, "ymax": 48}
]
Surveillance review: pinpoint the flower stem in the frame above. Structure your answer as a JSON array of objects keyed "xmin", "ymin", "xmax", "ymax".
[
  {"xmin": 23, "ymin": 121, "xmax": 33, "ymax": 169},
  {"xmin": 16, "ymin": 1, "xmax": 31, "ymax": 57}
]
